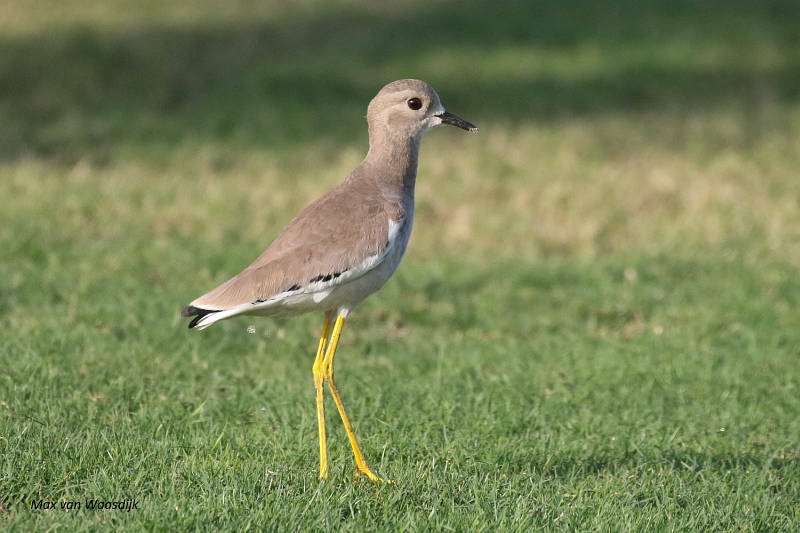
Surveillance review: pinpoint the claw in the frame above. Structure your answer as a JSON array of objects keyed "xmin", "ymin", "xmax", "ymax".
[{"xmin": 355, "ymin": 469, "xmax": 394, "ymax": 484}]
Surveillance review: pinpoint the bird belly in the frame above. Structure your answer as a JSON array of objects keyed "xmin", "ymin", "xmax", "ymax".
[
  {"xmin": 318, "ymin": 213, "xmax": 413, "ymax": 311},
  {"xmin": 297, "ymin": 213, "xmax": 414, "ymax": 313}
]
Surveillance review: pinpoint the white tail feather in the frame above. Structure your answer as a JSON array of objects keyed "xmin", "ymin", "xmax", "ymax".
[{"xmin": 193, "ymin": 307, "xmax": 249, "ymax": 330}]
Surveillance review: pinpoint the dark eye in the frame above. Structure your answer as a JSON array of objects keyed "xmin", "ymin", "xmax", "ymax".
[{"xmin": 407, "ymin": 97, "xmax": 422, "ymax": 110}]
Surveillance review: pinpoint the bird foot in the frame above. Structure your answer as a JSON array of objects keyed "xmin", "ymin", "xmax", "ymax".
[{"xmin": 355, "ymin": 468, "xmax": 394, "ymax": 484}]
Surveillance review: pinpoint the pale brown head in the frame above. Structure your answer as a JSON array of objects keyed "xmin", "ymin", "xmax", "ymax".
[{"xmin": 366, "ymin": 79, "xmax": 478, "ymax": 144}]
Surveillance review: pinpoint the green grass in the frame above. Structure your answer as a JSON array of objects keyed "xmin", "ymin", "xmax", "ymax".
[{"xmin": 2, "ymin": 0, "xmax": 800, "ymax": 530}]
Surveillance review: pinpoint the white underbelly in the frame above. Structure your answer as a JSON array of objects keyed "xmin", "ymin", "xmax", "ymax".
[{"xmin": 322, "ymin": 212, "xmax": 414, "ymax": 311}]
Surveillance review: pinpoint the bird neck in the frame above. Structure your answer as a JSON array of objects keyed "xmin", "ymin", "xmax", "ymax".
[{"xmin": 362, "ymin": 134, "xmax": 420, "ymax": 199}]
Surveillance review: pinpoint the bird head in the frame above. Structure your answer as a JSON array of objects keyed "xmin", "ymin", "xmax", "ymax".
[{"xmin": 366, "ymin": 79, "xmax": 478, "ymax": 144}]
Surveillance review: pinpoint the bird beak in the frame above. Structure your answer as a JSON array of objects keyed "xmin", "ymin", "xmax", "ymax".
[{"xmin": 436, "ymin": 111, "xmax": 478, "ymax": 133}]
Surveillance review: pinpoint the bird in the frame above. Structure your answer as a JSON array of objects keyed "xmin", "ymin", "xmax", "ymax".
[{"xmin": 181, "ymin": 79, "xmax": 477, "ymax": 482}]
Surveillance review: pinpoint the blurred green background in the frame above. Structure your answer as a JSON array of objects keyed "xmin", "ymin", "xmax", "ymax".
[
  {"xmin": 2, "ymin": 1, "xmax": 799, "ymax": 530},
  {"xmin": 3, "ymin": 0, "xmax": 800, "ymax": 260}
]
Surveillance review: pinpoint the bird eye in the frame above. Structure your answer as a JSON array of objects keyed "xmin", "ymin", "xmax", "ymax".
[{"xmin": 407, "ymin": 97, "xmax": 422, "ymax": 110}]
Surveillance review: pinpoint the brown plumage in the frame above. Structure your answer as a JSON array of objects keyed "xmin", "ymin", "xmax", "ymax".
[
  {"xmin": 187, "ymin": 175, "xmax": 401, "ymax": 311},
  {"xmin": 181, "ymin": 79, "xmax": 473, "ymax": 329}
]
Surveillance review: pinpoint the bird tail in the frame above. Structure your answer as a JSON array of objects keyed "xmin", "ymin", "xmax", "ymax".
[{"xmin": 181, "ymin": 305, "xmax": 220, "ymax": 329}]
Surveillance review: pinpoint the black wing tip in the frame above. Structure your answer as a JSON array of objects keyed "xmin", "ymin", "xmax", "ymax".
[{"xmin": 181, "ymin": 305, "xmax": 219, "ymax": 329}]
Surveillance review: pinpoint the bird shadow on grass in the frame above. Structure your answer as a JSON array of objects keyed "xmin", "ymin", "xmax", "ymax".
[{"xmin": 1, "ymin": 0, "xmax": 799, "ymax": 164}]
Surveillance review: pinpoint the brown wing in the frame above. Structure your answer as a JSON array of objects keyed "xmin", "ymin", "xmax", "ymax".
[{"xmin": 188, "ymin": 178, "xmax": 404, "ymax": 310}]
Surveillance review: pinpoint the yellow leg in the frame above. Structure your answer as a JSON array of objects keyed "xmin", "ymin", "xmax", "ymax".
[
  {"xmin": 312, "ymin": 317, "xmax": 332, "ymax": 480},
  {"xmin": 322, "ymin": 315, "xmax": 388, "ymax": 483}
]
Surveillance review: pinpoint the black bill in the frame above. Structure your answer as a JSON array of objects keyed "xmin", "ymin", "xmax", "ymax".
[{"xmin": 436, "ymin": 111, "xmax": 478, "ymax": 132}]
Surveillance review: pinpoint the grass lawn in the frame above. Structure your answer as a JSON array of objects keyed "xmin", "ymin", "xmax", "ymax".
[{"xmin": 2, "ymin": 0, "xmax": 800, "ymax": 530}]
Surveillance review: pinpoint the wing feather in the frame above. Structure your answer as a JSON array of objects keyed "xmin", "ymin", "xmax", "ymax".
[{"xmin": 189, "ymin": 178, "xmax": 405, "ymax": 311}]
